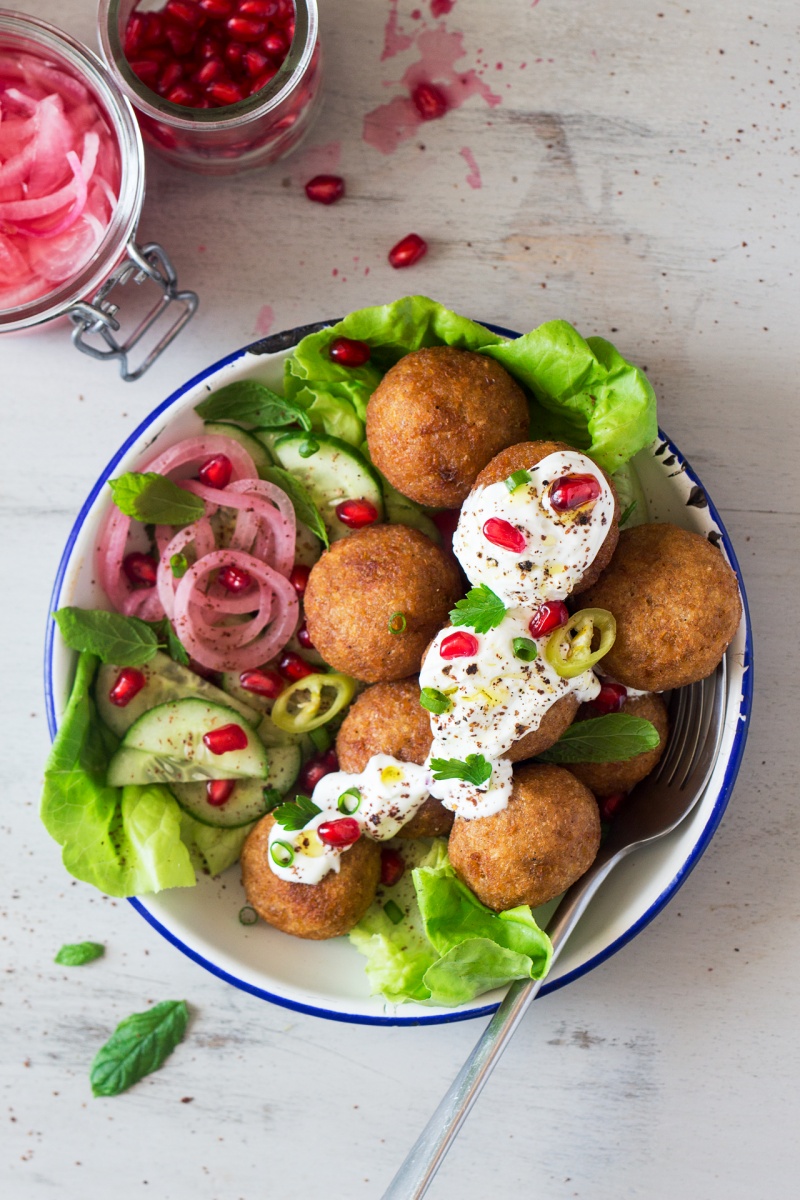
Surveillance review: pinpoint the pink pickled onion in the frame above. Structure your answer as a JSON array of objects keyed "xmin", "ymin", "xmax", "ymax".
[
  {"xmin": 156, "ymin": 517, "xmax": 216, "ymax": 619},
  {"xmin": 182, "ymin": 478, "xmax": 296, "ymax": 579}
]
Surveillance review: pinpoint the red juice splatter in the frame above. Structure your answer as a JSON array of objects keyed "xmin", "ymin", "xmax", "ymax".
[
  {"xmin": 289, "ymin": 139, "xmax": 342, "ymax": 185},
  {"xmin": 459, "ymin": 146, "xmax": 481, "ymax": 188},
  {"xmin": 382, "ymin": 0, "xmax": 415, "ymax": 61},
  {"xmin": 431, "ymin": 0, "xmax": 455, "ymax": 14},
  {"xmin": 254, "ymin": 304, "xmax": 274, "ymax": 335}
]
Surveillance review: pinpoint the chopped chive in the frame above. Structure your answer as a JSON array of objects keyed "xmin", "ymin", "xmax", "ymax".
[
  {"xmin": 170, "ymin": 552, "xmax": 188, "ymax": 578},
  {"xmin": 419, "ymin": 687, "xmax": 452, "ymax": 715},
  {"xmin": 238, "ymin": 906, "xmax": 258, "ymax": 926},
  {"xmin": 337, "ymin": 787, "xmax": 361, "ymax": 815},
  {"xmin": 309, "ymin": 725, "xmax": 332, "ymax": 753},
  {"xmin": 388, "ymin": 610, "xmax": 407, "ymax": 635},
  {"xmin": 619, "ymin": 500, "xmax": 637, "ymax": 526},
  {"xmin": 298, "ymin": 437, "xmax": 320, "ymax": 458},
  {"xmin": 270, "ymin": 840, "xmax": 295, "ymax": 867},
  {"xmin": 512, "ymin": 636, "xmax": 538, "ymax": 662},
  {"xmin": 384, "ymin": 900, "xmax": 404, "ymax": 925},
  {"xmin": 504, "ymin": 469, "xmax": 531, "ymax": 493}
]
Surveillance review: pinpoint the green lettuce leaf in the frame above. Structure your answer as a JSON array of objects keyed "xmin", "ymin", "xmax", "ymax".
[{"xmin": 178, "ymin": 813, "xmax": 253, "ymax": 877}]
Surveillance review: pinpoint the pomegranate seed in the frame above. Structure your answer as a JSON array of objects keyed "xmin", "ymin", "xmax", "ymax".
[
  {"xmin": 239, "ymin": 668, "xmax": 283, "ymax": 698},
  {"xmin": 108, "ymin": 667, "xmax": 147, "ymax": 707},
  {"xmin": 600, "ymin": 791, "xmax": 627, "ymax": 822},
  {"xmin": 129, "ymin": 58, "xmax": 161, "ymax": 89},
  {"xmin": 164, "ymin": 0, "xmax": 206, "ymax": 28},
  {"xmin": 289, "ymin": 563, "xmax": 310, "ymax": 596},
  {"xmin": 218, "ymin": 564, "xmax": 253, "ymax": 593},
  {"xmin": 412, "ymin": 81, "xmax": 448, "ymax": 120},
  {"xmin": 298, "ymin": 750, "xmax": 338, "ymax": 793},
  {"xmin": 122, "ymin": 551, "xmax": 158, "ymax": 587},
  {"xmin": 335, "ymin": 498, "xmax": 379, "ymax": 529},
  {"xmin": 198, "ymin": 453, "xmax": 233, "ymax": 488},
  {"xmin": 203, "ymin": 723, "xmax": 248, "ymax": 754},
  {"xmin": 249, "ymin": 69, "xmax": 277, "ymax": 94},
  {"xmin": 158, "ymin": 61, "xmax": 185, "ymax": 95},
  {"xmin": 193, "ymin": 57, "xmax": 225, "ymax": 86},
  {"xmin": 296, "ymin": 620, "xmax": 314, "ymax": 650},
  {"xmin": 483, "ymin": 517, "xmax": 526, "ymax": 553},
  {"xmin": 380, "ymin": 848, "xmax": 405, "ymax": 887},
  {"xmin": 440, "ymin": 631, "xmax": 479, "ymax": 659},
  {"xmin": 242, "ymin": 47, "xmax": 269, "ymax": 76},
  {"xmin": 305, "ymin": 174, "xmax": 345, "ymax": 205},
  {"xmin": 263, "ymin": 30, "xmax": 289, "ymax": 57},
  {"xmin": 224, "ymin": 40, "xmax": 247, "ymax": 68},
  {"xmin": 317, "ymin": 817, "xmax": 361, "ymax": 848},
  {"xmin": 329, "ymin": 336, "xmax": 370, "ymax": 366},
  {"xmin": 124, "ymin": 13, "xmax": 147, "ymax": 55},
  {"xmin": 239, "ymin": 0, "xmax": 278, "ymax": 15},
  {"xmin": 198, "ymin": 0, "xmax": 235, "ymax": 15},
  {"xmin": 197, "ymin": 33, "xmax": 223, "ymax": 58},
  {"xmin": 164, "ymin": 22, "xmax": 197, "ymax": 57},
  {"xmin": 206, "ymin": 779, "xmax": 235, "ymax": 806},
  {"xmin": 208, "ymin": 79, "xmax": 245, "ymax": 104},
  {"xmin": 528, "ymin": 601, "xmax": 569, "ymax": 638},
  {"xmin": 226, "ymin": 15, "xmax": 266, "ymax": 41},
  {"xmin": 166, "ymin": 83, "xmax": 199, "ymax": 105},
  {"xmin": 591, "ymin": 682, "xmax": 628, "ymax": 715},
  {"xmin": 143, "ymin": 13, "xmax": 166, "ymax": 46},
  {"xmin": 549, "ymin": 473, "xmax": 603, "ymax": 514},
  {"xmin": 278, "ymin": 651, "xmax": 315, "ymax": 681},
  {"xmin": 432, "ymin": 508, "xmax": 460, "ymax": 553},
  {"xmin": 388, "ymin": 233, "xmax": 427, "ymax": 268}
]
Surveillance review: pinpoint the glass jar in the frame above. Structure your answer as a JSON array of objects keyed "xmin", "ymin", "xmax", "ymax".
[
  {"xmin": 0, "ymin": 9, "xmax": 197, "ymax": 380},
  {"xmin": 98, "ymin": 0, "xmax": 322, "ymax": 174}
]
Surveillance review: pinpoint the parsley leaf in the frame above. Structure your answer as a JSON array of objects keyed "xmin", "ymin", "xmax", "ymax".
[
  {"xmin": 108, "ymin": 472, "xmax": 205, "ymax": 526},
  {"xmin": 54, "ymin": 941, "xmax": 104, "ymax": 966},
  {"xmin": 273, "ymin": 794, "xmax": 322, "ymax": 831},
  {"xmin": 260, "ymin": 465, "xmax": 330, "ymax": 548},
  {"xmin": 195, "ymin": 380, "xmax": 312, "ymax": 431},
  {"xmin": 449, "ymin": 585, "xmax": 506, "ymax": 634},
  {"xmin": 90, "ymin": 1000, "xmax": 189, "ymax": 1097},
  {"xmin": 430, "ymin": 754, "xmax": 493, "ymax": 787},
  {"xmin": 54, "ymin": 608, "xmax": 159, "ymax": 667},
  {"xmin": 536, "ymin": 714, "xmax": 660, "ymax": 764}
]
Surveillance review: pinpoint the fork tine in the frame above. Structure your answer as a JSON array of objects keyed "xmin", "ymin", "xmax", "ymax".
[
  {"xmin": 663, "ymin": 681, "xmax": 703, "ymax": 785},
  {"xmin": 675, "ymin": 680, "xmax": 706, "ymax": 788},
  {"xmin": 654, "ymin": 685, "xmax": 689, "ymax": 781},
  {"xmin": 680, "ymin": 658, "xmax": 727, "ymax": 791}
]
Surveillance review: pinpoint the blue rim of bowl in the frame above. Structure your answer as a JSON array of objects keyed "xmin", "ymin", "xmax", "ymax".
[{"xmin": 44, "ymin": 322, "xmax": 754, "ymax": 1026}]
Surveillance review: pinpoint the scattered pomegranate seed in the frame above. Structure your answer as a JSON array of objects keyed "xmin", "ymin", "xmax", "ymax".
[
  {"xmin": 317, "ymin": 817, "xmax": 360, "ymax": 848},
  {"xmin": 388, "ymin": 233, "xmax": 428, "ymax": 269},
  {"xmin": 203, "ymin": 723, "xmax": 248, "ymax": 754},
  {"xmin": 483, "ymin": 517, "xmax": 526, "ymax": 553},
  {"xmin": 328, "ymin": 336, "xmax": 370, "ymax": 366},
  {"xmin": 239, "ymin": 667, "xmax": 284, "ymax": 698},
  {"xmin": 296, "ymin": 620, "xmax": 314, "ymax": 650},
  {"xmin": 206, "ymin": 778, "xmax": 235, "ymax": 806},
  {"xmin": 335, "ymin": 498, "xmax": 379, "ymax": 529},
  {"xmin": 197, "ymin": 453, "xmax": 233, "ymax": 488},
  {"xmin": 528, "ymin": 601, "xmax": 569, "ymax": 638},
  {"xmin": 591, "ymin": 682, "xmax": 628, "ymax": 715},
  {"xmin": 380, "ymin": 847, "xmax": 406, "ymax": 887},
  {"xmin": 218, "ymin": 564, "xmax": 253, "ymax": 593},
  {"xmin": 305, "ymin": 174, "xmax": 345, "ymax": 205},
  {"xmin": 412, "ymin": 81, "xmax": 448, "ymax": 120},
  {"xmin": 108, "ymin": 668, "xmax": 147, "ymax": 707},
  {"xmin": 298, "ymin": 749, "xmax": 338, "ymax": 793},
  {"xmin": 278, "ymin": 650, "xmax": 315, "ymax": 681},
  {"xmin": 289, "ymin": 563, "xmax": 310, "ymax": 597},
  {"xmin": 549, "ymin": 473, "xmax": 603, "ymax": 514},
  {"xmin": 122, "ymin": 552, "xmax": 158, "ymax": 587},
  {"xmin": 440, "ymin": 631, "xmax": 479, "ymax": 659},
  {"xmin": 600, "ymin": 791, "xmax": 627, "ymax": 822},
  {"xmin": 432, "ymin": 508, "xmax": 460, "ymax": 553}
]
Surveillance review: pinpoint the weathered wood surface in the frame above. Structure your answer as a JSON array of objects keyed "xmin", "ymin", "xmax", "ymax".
[{"xmin": 2, "ymin": 0, "xmax": 798, "ymax": 1196}]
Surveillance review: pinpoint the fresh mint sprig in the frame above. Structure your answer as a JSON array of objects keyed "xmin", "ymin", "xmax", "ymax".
[
  {"xmin": 109, "ymin": 473, "xmax": 205, "ymax": 526},
  {"xmin": 536, "ymin": 714, "xmax": 660, "ymax": 764},
  {"xmin": 90, "ymin": 1000, "xmax": 189, "ymax": 1098},
  {"xmin": 195, "ymin": 380, "xmax": 312, "ymax": 432},
  {"xmin": 54, "ymin": 941, "xmax": 104, "ymax": 966},
  {"xmin": 261, "ymin": 465, "xmax": 329, "ymax": 547},
  {"xmin": 54, "ymin": 608, "xmax": 159, "ymax": 667}
]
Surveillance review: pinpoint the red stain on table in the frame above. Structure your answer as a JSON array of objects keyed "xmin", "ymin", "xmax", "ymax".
[
  {"xmin": 430, "ymin": 0, "xmax": 455, "ymax": 14},
  {"xmin": 254, "ymin": 305, "xmax": 274, "ymax": 336},
  {"xmin": 289, "ymin": 140, "xmax": 342, "ymax": 183},
  {"xmin": 459, "ymin": 146, "xmax": 482, "ymax": 188},
  {"xmin": 382, "ymin": 0, "xmax": 416, "ymax": 60}
]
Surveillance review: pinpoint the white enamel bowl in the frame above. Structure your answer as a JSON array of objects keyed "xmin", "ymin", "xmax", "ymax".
[{"xmin": 44, "ymin": 321, "xmax": 753, "ymax": 1025}]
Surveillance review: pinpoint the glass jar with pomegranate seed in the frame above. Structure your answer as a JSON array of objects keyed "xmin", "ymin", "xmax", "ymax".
[
  {"xmin": 0, "ymin": 9, "xmax": 197, "ymax": 379},
  {"xmin": 98, "ymin": 0, "xmax": 322, "ymax": 174}
]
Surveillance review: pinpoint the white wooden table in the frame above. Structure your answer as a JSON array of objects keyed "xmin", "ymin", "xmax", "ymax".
[{"xmin": 3, "ymin": 1, "xmax": 798, "ymax": 1196}]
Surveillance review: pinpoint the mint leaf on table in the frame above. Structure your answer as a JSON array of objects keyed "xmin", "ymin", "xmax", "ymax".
[
  {"xmin": 54, "ymin": 609, "xmax": 159, "ymax": 667},
  {"xmin": 449, "ymin": 584, "xmax": 507, "ymax": 634},
  {"xmin": 195, "ymin": 380, "xmax": 312, "ymax": 431},
  {"xmin": 90, "ymin": 1000, "xmax": 189, "ymax": 1098},
  {"xmin": 55, "ymin": 941, "xmax": 104, "ymax": 966},
  {"xmin": 430, "ymin": 754, "xmax": 493, "ymax": 787},
  {"xmin": 261, "ymin": 465, "xmax": 329, "ymax": 548},
  {"xmin": 536, "ymin": 714, "xmax": 660, "ymax": 764},
  {"xmin": 109, "ymin": 473, "xmax": 205, "ymax": 525},
  {"xmin": 272, "ymin": 794, "xmax": 322, "ymax": 832}
]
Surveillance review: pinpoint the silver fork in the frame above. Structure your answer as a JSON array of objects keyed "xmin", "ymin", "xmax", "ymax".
[{"xmin": 381, "ymin": 658, "xmax": 727, "ymax": 1200}]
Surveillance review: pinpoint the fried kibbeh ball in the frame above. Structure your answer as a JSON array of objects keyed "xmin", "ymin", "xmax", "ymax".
[
  {"xmin": 566, "ymin": 693, "xmax": 669, "ymax": 797},
  {"xmin": 448, "ymin": 763, "xmax": 600, "ymax": 911},
  {"xmin": 241, "ymin": 814, "xmax": 380, "ymax": 940},
  {"xmin": 504, "ymin": 693, "xmax": 581, "ymax": 762},
  {"xmin": 304, "ymin": 524, "xmax": 463, "ymax": 683},
  {"xmin": 366, "ymin": 346, "xmax": 530, "ymax": 508},
  {"xmin": 581, "ymin": 523, "xmax": 742, "ymax": 691},
  {"xmin": 336, "ymin": 678, "xmax": 453, "ymax": 838},
  {"xmin": 473, "ymin": 440, "xmax": 620, "ymax": 594}
]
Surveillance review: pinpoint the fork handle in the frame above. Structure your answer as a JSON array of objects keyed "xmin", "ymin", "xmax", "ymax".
[{"xmin": 380, "ymin": 851, "xmax": 622, "ymax": 1200}]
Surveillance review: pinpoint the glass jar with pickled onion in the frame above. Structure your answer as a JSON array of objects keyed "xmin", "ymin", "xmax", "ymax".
[
  {"xmin": 98, "ymin": 0, "xmax": 322, "ymax": 174},
  {"xmin": 0, "ymin": 9, "xmax": 197, "ymax": 379}
]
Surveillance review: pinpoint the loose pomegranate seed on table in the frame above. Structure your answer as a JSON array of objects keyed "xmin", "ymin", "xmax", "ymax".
[
  {"xmin": 203, "ymin": 723, "xmax": 249, "ymax": 754},
  {"xmin": 328, "ymin": 336, "xmax": 370, "ymax": 366},
  {"xmin": 122, "ymin": 552, "xmax": 158, "ymax": 587},
  {"xmin": 412, "ymin": 81, "xmax": 448, "ymax": 120},
  {"xmin": 239, "ymin": 667, "xmax": 284, "ymax": 698},
  {"xmin": 528, "ymin": 601, "xmax": 569, "ymax": 638},
  {"xmin": 440, "ymin": 631, "xmax": 479, "ymax": 660},
  {"xmin": 206, "ymin": 779, "xmax": 236, "ymax": 806},
  {"xmin": 549, "ymin": 473, "xmax": 603, "ymax": 513},
  {"xmin": 305, "ymin": 174, "xmax": 345, "ymax": 205},
  {"xmin": 108, "ymin": 668, "xmax": 147, "ymax": 707},
  {"xmin": 278, "ymin": 650, "xmax": 315, "ymax": 681},
  {"xmin": 482, "ymin": 517, "xmax": 526, "ymax": 554},
  {"xmin": 289, "ymin": 563, "xmax": 310, "ymax": 597},
  {"xmin": 591, "ymin": 682, "xmax": 628, "ymax": 715},
  {"xmin": 380, "ymin": 848, "xmax": 406, "ymax": 887},
  {"xmin": 197, "ymin": 453, "xmax": 233, "ymax": 488},
  {"xmin": 335, "ymin": 498, "xmax": 379, "ymax": 529},
  {"xmin": 388, "ymin": 233, "xmax": 428, "ymax": 269},
  {"xmin": 317, "ymin": 817, "xmax": 360, "ymax": 848}
]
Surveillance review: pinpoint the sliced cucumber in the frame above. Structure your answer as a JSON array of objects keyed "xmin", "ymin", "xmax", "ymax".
[
  {"xmin": 170, "ymin": 742, "xmax": 301, "ymax": 827},
  {"xmin": 271, "ymin": 431, "xmax": 384, "ymax": 541},
  {"xmin": 107, "ymin": 746, "xmax": 238, "ymax": 786},
  {"xmin": 203, "ymin": 421, "xmax": 272, "ymax": 476},
  {"xmin": 116, "ymin": 698, "xmax": 269, "ymax": 779},
  {"xmin": 96, "ymin": 651, "xmax": 259, "ymax": 738},
  {"xmin": 251, "ymin": 427, "xmax": 285, "ymax": 461}
]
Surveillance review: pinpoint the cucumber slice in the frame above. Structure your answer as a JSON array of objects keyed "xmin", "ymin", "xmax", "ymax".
[
  {"xmin": 203, "ymin": 421, "xmax": 272, "ymax": 476},
  {"xmin": 107, "ymin": 746, "xmax": 237, "ymax": 786},
  {"xmin": 251, "ymin": 427, "xmax": 285, "ymax": 461},
  {"xmin": 271, "ymin": 432, "xmax": 384, "ymax": 541},
  {"xmin": 96, "ymin": 651, "xmax": 259, "ymax": 738},
  {"xmin": 118, "ymin": 698, "xmax": 268, "ymax": 779},
  {"xmin": 170, "ymin": 743, "xmax": 301, "ymax": 828}
]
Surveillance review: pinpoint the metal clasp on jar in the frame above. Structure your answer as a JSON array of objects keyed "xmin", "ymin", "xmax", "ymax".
[{"xmin": 68, "ymin": 240, "xmax": 198, "ymax": 381}]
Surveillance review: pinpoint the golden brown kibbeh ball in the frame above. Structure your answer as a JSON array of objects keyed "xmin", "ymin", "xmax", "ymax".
[
  {"xmin": 304, "ymin": 524, "xmax": 463, "ymax": 683},
  {"xmin": 474, "ymin": 440, "xmax": 620, "ymax": 594},
  {"xmin": 567, "ymin": 693, "xmax": 669, "ymax": 797},
  {"xmin": 336, "ymin": 678, "xmax": 453, "ymax": 838},
  {"xmin": 241, "ymin": 814, "xmax": 380, "ymax": 940},
  {"xmin": 581, "ymin": 523, "xmax": 742, "ymax": 691},
  {"xmin": 448, "ymin": 763, "xmax": 600, "ymax": 911},
  {"xmin": 366, "ymin": 346, "xmax": 530, "ymax": 508}
]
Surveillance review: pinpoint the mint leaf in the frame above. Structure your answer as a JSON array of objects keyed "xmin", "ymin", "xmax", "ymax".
[
  {"xmin": 54, "ymin": 609, "xmax": 159, "ymax": 667},
  {"xmin": 90, "ymin": 1000, "xmax": 189, "ymax": 1097},
  {"xmin": 430, "ymin": 754, "xmax": 493, "ymax": 787},
  {"xmin": 450, "ymin": 584, "xmax": 506, "ymax": 634},
  {"xmin": 55, "ymin": 941, "xmax": 104, "ymax": 966},
  {"xmin": 261, "ymin": 465, "xmax": 329, "ymax": 548},
  {"xmin": 195, "ymin": 380, "xmax": 311, "ymax": 431},
  {"xmin": 148, "ymin": 618, "xmax": 190, "ymax": 667},
  {"xmin": 273, "ymin": 794, "xmax": 322, "ymax": 832},
  {"xmin": 109, "ymin": 473, "xmax": 205, "ymax": 526},
  {"xmin": 537, "ymin": 714, "xmax": 660, "ymax": 764}
]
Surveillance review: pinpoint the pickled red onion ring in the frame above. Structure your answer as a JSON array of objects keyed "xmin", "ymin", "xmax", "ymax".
[
  {"xmin": 182, "ymin": 478, "xmax": 295, "ymax": 578},
  {"xmin": 156, "ymin": 517, "xmax": 215, "ymax": 619}
]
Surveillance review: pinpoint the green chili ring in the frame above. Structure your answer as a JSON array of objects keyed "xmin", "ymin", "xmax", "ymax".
[
  {"xmin": 271, "ymin": 672, "xmax": 358, "ymax": 733},
  {"xmin": 545, "ymin": 607, "xmax": 617, "ymax": 679},
  {"xmin": 338, "ymin": 787, "xmax": 362, "ymax": 815},
  {"xmin": 270, "ymin": 840, "xmax": 295, "ymax": 867}
]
